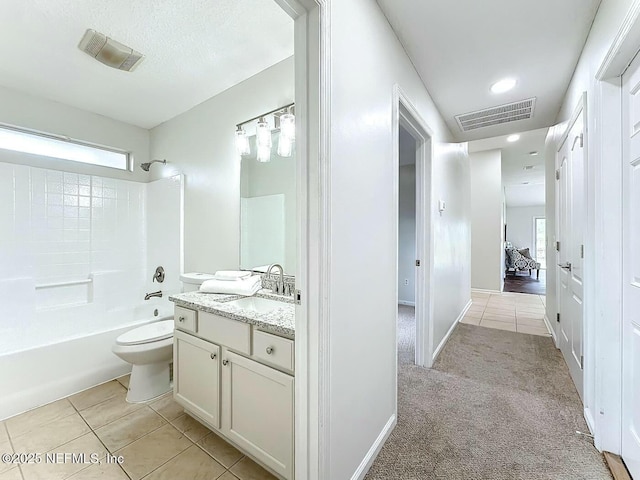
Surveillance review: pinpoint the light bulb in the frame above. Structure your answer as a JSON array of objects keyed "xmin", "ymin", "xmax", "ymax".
[
  {"xmin": 256, "ymin": 118, "xmax": 272, "ymax": 149},
  {"xmin": 235, "ymin": 127, "xmax": 250, "ymax": 156},
  {"xmin": 257, "ymin": 144, "xmax": 271, "ymax": 163},
  {"xmin": 280, "ymin": 112, "xmax": 295, "ymax": 140},
  {"xmin": 277, "ymin": 135, "xmax": 293, "ymax": 157}
]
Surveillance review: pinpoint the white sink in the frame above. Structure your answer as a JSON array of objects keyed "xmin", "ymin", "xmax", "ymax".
[{"xmin": 226, "ymin": 297, "xmax": 288, "ymax": 314}]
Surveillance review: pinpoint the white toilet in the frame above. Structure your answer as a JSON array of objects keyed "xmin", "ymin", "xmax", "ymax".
[
  {"xmin": 112, "ymin": 272, "xmax": 215, "ymax": 403},
  {"xmin": 112, "ymin": 320, "xmax": 175, "ymax": 402}
]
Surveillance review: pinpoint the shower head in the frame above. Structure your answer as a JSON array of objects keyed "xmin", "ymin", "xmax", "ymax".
[{"xmin": 140, "ymin": 159, "xmax": 166, "ymax": 171}]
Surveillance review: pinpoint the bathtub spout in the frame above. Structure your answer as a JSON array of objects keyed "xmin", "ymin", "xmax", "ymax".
[{"xmin": 144, "ymin": 290, "xmax": 162, "ymax": 300}]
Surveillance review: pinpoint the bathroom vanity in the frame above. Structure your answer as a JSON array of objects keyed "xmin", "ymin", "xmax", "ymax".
[{"xmin": 168, "ymin": 291, "xmax": 295, "ymax": 480}]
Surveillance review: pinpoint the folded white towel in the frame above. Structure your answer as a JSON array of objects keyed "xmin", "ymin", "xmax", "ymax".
[
  {"xmin": 199, "ymin": 275, "xmax": 261, "ymax": 295},
  {"xmin": 214, "ymin": 270, "xmax": 252, "ymax": 281}
]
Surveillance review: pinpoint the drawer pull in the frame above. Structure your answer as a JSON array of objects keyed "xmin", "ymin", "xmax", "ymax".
[
  {"xmin": 178, "ymin": 316, "xmax": 185, "ymax": 322},
  {"xmin": 210, "ymin": 353, "xmax": 216, "ymax": 360},
  {"xmin": 266, "ymin": 346, "xmax": 274, "ymax": 355},
  {"xmin": 222, "ymin": 359, "xmax": 229, "ymax": 366}
]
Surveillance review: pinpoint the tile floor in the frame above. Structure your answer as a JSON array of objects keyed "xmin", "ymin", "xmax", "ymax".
[
  {"xmin": 0, "ymin": 376, "xmax": 277, "ymax": 480},
  {"xmin": 461, "ymin": 291, "xmax": 550, "ymax": 337}
]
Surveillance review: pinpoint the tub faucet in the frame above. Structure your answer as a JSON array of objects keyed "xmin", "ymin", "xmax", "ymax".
[
  {"xmin": 266, "ymin": 264, "xmax": 284, "ymax": 295},
  {"xmin": 144, "ymin": 290, "xmax": 162, "ymax": 300}
]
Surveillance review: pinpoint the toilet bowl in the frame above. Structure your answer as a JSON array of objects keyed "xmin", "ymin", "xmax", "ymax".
[{"xmin": 112, "ymin": 319, "xmax": 175, "ymax": 403}]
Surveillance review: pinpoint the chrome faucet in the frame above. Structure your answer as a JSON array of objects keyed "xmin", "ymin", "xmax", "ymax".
[
  {"xmin": 144, "ymin": 290, "xmax": 162, "ymax": 300},
  {"xmin": 266, "ymin": 264, "xmax": 285, "ymax": 295}
]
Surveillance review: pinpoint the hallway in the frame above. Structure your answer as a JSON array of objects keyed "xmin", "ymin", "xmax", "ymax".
[{"xmin": 365, "ymin": 307, "xmax": 611, "ymax": 479}]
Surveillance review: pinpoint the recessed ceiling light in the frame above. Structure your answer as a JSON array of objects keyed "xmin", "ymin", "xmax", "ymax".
[
  {"xmin": 507, "ymin": 134, "xmax": 520, "ymax": 143},
  {"xmin": 522, "ymin": 181, "xmax": 530, "ymax": 185},
  {"xmin": 490, "ymin": 78, "xmax": 517, "ymax": 94},
  {"xmin": 523, "ymin": 165, "xmax": 535, "ymax": 170},
  {"xmin": 529, "ymin": 151, "xmax": 539, "ymax": 156}
]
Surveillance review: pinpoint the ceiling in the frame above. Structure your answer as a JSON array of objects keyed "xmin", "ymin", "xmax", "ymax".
[
  {"xmin": 0, "ymin": 0, "xmax": 293, "ymax": 129},
  {"xmin": 377, "ymin": 0, "xmax": 601, "ymax": 142},
  {"xmin": 469, "ymin": 127, "xmax": 548, "ymax": 207}
]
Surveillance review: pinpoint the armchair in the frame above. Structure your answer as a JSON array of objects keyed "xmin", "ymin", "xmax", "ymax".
[{"xmin": 505, "ymin": 243, "xmax": 541, "ymax": 279}]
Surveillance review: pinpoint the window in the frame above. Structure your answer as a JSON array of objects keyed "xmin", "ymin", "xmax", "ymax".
[
  {"xmin": 534, "ymin": 217, "xmax": 546, "ymax": 269},
  {"xmin": 0, "ymin": 125, "xmax": 130, "ymax": 171}
]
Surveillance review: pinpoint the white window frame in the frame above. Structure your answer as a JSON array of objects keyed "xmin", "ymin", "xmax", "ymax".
[{"xmin": 0, "ymin": 123, "xmax": 132, "ymax": 171}]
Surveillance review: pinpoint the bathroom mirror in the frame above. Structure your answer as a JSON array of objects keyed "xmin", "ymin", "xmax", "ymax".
[{"xmin": 240, "ymin": 122, "xmax": 296, "ymax": 274}]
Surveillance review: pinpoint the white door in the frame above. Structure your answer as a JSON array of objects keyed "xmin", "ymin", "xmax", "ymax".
[
  {"xmin": 621, "ymin": 51, "xmax": 640, "ymax": 479},
  {"xmin": 222, "ymin": 349, "xmax": 294, "ymax": 480},
  {"xmin": 556, "ymin": 107, "xmax": 586, "ymax": 400},
  {"xmin": 173, "ymin": 330, "xmax": 220, "ymax": 429}
]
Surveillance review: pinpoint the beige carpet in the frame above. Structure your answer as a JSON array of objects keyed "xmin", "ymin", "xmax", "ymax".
[{"xmin": 365, "ymin": 306, "xmax": 612, "ymax": 480}]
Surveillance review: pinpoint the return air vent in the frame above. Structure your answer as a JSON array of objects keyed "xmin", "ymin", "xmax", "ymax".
[{"xmin": 455, "ymin": 98, "xmax": 536, "ymax": 132}]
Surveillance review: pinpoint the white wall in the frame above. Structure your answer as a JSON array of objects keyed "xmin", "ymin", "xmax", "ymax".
[
  {"xmin": 398, "ymin": 164, "xmax": 416, "ymax": 305},
  {"xmin": 149, "ymin": 57, "xmax": 294, "ymax": 275},
  {"xmin": 470, "ymin": 150, "xmax": 503, "ymax": 291},
  {"xmin": 506, "ymin": 205, "xmax": 545, "ymax": 251},
  {"xmin": 0, "ymin": 86, "xmax": 150, "ymax": 182},
  {"xmin": 328, "ymin": 1, "xmax": 471, "ymax": 478},
  {"xmin": 553, "ymin": 0, "xmax": 633, "ymax": 454}
]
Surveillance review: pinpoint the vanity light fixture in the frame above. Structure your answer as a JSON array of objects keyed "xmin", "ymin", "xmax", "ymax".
[
  {"xmin": 257, "ymin": 144, "xmax": 271, "ymax": 163},
  {"xmin": 234, "ymin": 103, "xmax": 295, "ymax": 160},
  {"xmin": 235, "ymin": 126, "xmax": 250, "ymax": 156},
  {"xmin": 256, "ymin": 117, "xmax": 272, "ymax": 148},
  {"xmin": 277, "ymin": 135, "xmax": 293, "ymax": 157},
  {"xmin": 280, "ymin": 109, "xmax": 296, "ymax": 140}
]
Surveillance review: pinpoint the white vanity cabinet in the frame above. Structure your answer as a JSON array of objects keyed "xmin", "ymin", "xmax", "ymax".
[
  {"xmin": 173, "ymin": 306, "xmax": 294, "ymax": 480},
  {"xmin": 222, "ymin": 350, "xmax": 294, "ymax": 480},
  {"xmin": 174, "ymin": 330, "xmax": 220, "ymax": 429}
]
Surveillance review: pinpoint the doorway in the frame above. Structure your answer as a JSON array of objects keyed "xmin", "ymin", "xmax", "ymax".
[
  {"xmin": 397, "ymin": 125, "xmax": 417, "ymax": 365},
  {"xmin": 393, "ymin": 86, "xmax": 434, "ymax": 369}
]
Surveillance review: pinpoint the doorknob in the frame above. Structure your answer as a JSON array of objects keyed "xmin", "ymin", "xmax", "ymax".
[{"xmin": 558, "ymin": 262, "xmax": 572, "ymax": 271}]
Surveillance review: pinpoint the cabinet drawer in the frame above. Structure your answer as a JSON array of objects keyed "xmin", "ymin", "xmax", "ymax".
[
  {"xmin": 253, "ymin": 330, "xmax": 294, "ymax": 372},
  {"xmin": 175, "ymin": 306, "xmax": 197, "ymax": 333},
  {"xmin": 199, "ymin": 312, "xmax": 251, "ymax": 355}
]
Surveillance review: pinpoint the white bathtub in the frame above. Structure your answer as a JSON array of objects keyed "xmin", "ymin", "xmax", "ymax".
[{"xmin": 0, "ymin": 302, "xmax": 174, "ymax": 421}]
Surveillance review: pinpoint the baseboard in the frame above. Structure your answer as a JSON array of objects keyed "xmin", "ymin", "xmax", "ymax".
[
  {"xmin": 543, "ymin": 314, "xmax": 558, "ymax": 346},
  {"xmin": 471, "ymin": 288, "xmax": 502, "ymax": 294},
  {"xmin": 398, "ymin": 300, "xmax": 415, "ymax": 307},
  {"xmin": 351, "ymin": 414, "xmax": 397, "ymax": 480},
  {"xmin": 432, "ymin": 300, "xmax": 471, "ymax": 362}
]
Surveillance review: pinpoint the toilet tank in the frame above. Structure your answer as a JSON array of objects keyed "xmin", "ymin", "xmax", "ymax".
[{"xmin": 179, "ymin": 272, "xmax": 215, "ymax": 293}]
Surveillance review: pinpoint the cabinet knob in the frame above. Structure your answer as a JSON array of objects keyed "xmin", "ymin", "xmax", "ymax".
[
  {"xmin": 266, "ymin": 347, "xmax": 274, "ymax": 355},
  {"xmin": 210, "ymin": 353, "xmax": 216, "ymax": 360},
  {"xmin": 178, "ymin": 316, "xmax": 185, "ymax": 322},
  {"xmin": 222, "ymin": 360, "xmax": 229, "ymax": 366}
]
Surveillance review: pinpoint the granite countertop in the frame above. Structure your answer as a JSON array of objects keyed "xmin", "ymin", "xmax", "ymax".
[{"xmin": 168, "ymin": 289, "xmax": 295, "ymax": 339}]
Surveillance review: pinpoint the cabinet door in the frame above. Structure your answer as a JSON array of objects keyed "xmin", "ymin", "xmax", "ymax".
[
  {"xmin": 174, "ymin": 330, "xmax": 220, "ymax": 429},
  {"xmin": 222, "ymin": 350, "xmax": 294, "ymax": 480}
]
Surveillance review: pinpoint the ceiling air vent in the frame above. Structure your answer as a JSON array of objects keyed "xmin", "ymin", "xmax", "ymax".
[{"xmin": 455, "ymin": 98, "xmax": 536, "ymax": 132}]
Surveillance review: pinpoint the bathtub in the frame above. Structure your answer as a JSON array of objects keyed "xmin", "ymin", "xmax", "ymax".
[{"xmin": 0, "ymin": 300, "xmax": 174, "ymax": 421}]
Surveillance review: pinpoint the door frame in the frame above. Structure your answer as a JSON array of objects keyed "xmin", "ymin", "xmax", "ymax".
[
  {"xmin": 589, "ymin": 0, "xmax": 640, "ymax": 454},
  {"xmin": 272, "ymin": 0, "xmax": 329, "ymax": 478},
  {"xmin": 392, "ymin": 85, "xmax": 435, "ymax": 369}
]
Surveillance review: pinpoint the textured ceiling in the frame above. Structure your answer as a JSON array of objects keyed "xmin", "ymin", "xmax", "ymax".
[
  {"xmin": 469, "ymin": 127, "xmax": 548, "ymax": 207},
  {"xmin": 377, "ymin": 0, "xmax": 601, "ymax": 141},
  {"xmin": 0, "ymin": 0, "xmax": 293, "ymax": 129}
]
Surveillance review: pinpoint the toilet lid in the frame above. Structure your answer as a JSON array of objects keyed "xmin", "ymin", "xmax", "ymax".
[{"xmin": 116, "ymin": 320, "xmax": 175, "ymax": 346}]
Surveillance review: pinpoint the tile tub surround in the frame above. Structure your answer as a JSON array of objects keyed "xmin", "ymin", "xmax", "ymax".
[
  {"xmin": 169, "ymin": 290, "xmax": 294, "ymax": 338},
  {"xmin": 0, "ymin": 376, "xmax": 277, "ymax": 480}
]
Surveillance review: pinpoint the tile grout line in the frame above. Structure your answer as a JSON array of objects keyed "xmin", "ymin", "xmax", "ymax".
[
  {"xmin": 2, "ymin": 421, "xmax": 24, "ymax": 480},
  {"xmin": 68, "ymin": 392, "xmax": 133, "ymax": 480}
]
